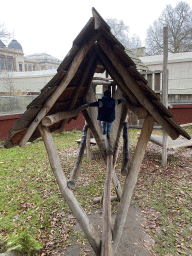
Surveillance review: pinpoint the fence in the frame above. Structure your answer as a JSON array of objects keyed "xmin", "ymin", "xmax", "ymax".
[{"xmin": 0, "ymin": 95, "xmax": 37, "ymax": 115}]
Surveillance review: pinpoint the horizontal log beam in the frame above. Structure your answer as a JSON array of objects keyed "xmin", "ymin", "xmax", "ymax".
[
  {"xmin": 42, "ymin": 103, "xmax": 90, "ymax": 126},
  {"xmin": 92, "ymin": 77, "xmax": 113, "ymax": 82},
  {"xmin": 93, "ymin": 195, "xmax": 119, "ymax": 204},
  {"xmin": 92, "ymin": 81, "xmax": 115, "ymax": 86}
]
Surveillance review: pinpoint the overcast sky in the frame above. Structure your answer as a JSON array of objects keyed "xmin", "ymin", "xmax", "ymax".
[{"xmin": 1, "ymin": 0, "xmax": 191, "ymax": 60}]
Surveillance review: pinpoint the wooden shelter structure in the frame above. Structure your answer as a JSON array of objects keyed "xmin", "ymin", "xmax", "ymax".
[{"xmin": 5, "ymin": 8, "xmax": 191, "ymax": 256}]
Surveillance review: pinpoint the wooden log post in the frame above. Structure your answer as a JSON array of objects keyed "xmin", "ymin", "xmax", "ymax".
[
  {"xmin": 82, "ymin": 109, "xmax": 107, "ymax": 162},
  {"xmin": 67, "ymin": 124, "xmax": 89, "ymax": 189},
  {"xmin": 162, "ymin": 26, "xmax": 169, "ymax": 167},
  {"xmin": 38, "ymin": 124, "xmax": 101, "ymax": 255},
  {"xmin": 101, "ymin": 140, "xmax": 113, "ymax": 256},
  {"xmin": 86, "ymin": 126, "xmax": 92, "ymax": 160},
  {"xmin": 112, "ymin": 115, "xmax": 155, "ymax": 254},
  {"xmin": 121, "ymin": 122, "xmax": 129, "ymax": 176}
]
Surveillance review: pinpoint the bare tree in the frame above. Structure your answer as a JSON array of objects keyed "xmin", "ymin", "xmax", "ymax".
[
  {"xmin": 105, "ymin": 17, "xmax": 142, "ymax": 49},
  {"xmin": 146, "ymin": 1, "xmax": 192, "ymax": 55},
  {"xmin": 0, "ymin": 21, "xmax": 11, "ymax": 43}
]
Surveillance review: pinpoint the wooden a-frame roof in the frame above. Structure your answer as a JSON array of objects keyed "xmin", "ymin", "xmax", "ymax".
[{"xmin": 4, "ymin": 8, "xmax": 190, "ymax": 149}]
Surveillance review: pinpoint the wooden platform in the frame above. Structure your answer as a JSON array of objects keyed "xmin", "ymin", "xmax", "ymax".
[
  {"xmin": 150, "ymin": 135, "xmax": 192, "ymax": 149},
  {"xmin": 76, "ymin": 138, "xmax": 97, "ymax": 145}
]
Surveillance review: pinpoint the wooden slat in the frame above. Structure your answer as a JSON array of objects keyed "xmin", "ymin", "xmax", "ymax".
[
  {"xmin": 40, "ymin": 71, "xmax": 66, "ymax": 94},
  {"xmin": 73, "ymin": 17, "xmax": 95, "ymax": 45},
  {"xmin": 59, "ymin": 48, "xmax": 97, "ymax": 131},
  {"xmin": 57, "ymin": 45, "xmax": 79, "ymax": 73},
  {"xmin": 128, "ymin": 65, "xmax": 148, "ymax": 83},
  {"xmin": 113, "ymin": 45, "xmax": 136, "ymax": 68},
  {"xmin": 92, "ymin": 7, "xmax": 111, "ymax": 31}
]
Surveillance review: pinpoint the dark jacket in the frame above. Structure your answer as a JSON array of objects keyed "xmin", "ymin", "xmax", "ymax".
[{"xmin": 90, "ymin": 96, "xmax": 121, "ymax": 123}]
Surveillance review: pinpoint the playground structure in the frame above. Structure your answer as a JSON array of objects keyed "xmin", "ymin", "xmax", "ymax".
[{"xmin": 5, "ymin": 8, "xmax": 191, "ymax": 256}]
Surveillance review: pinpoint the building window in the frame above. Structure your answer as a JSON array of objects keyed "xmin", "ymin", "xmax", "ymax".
[
  {"xmin": 6, "ymin": 57, "xmax": 13, "ymax": 71},
  {"xmin": 19, "ymin": 63, "xmax": 22, "ymax": 71},
  {"xmin": 0, "ymin": 56, "xmax": 5, "ymax": 70},
  {"xmin": 28, "ymin": 65, "xmax": 32, "ymax": 71},
  {"xmin": 48, "ymin": 65, "xmax": 52, "ymax": 69},
  {"xmin": 33, "ymin": 65, "xmax": 35, "ymax": 71}
]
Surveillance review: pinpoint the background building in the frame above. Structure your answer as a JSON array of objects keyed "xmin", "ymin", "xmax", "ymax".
[
  {"xmin": 0, "ymin": 39, "xmax": 61, "ymax": 72},
  {"xmin": 139, "ymin": 52, "xmax": 192, "ymax": 104}
]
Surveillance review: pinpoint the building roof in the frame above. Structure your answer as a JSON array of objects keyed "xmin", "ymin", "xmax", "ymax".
[
  {"xmin": 25, "ymin": 53, "xmax": 61, "ymax": 64},
  {"xmin": 140, "ymin": 51, "xmax": 192, "ymax": 65},
  {"xmin": 8, "ymin": 39, "xmax": 23, "ymax": 51},
  {"xmin": 4, "ymin": 8, "xmax": 190, "ymax": 149},
  {"xmin": 0, "ymin": 40, "xmax": 6, "ymax": 48},
  {"xmin": 125, "ymin": 48, "xmax": 149, "ymax": 71}
]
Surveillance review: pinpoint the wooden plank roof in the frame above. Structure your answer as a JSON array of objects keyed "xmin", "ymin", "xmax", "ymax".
[{"xmin": 4, "ymin": 7, "xmax": 190, "ymax": 149}]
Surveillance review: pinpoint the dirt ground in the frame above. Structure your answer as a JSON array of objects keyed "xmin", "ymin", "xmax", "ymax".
[
  {"xmin": 63, "ymin": 205, "xmax": 155, "ymax": 256},
  {"xmin": 62, "ymin": 142, "xmax": 192, "ymax": 256}
]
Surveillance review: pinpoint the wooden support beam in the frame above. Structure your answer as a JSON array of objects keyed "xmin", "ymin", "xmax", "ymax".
[
  {"xmin": 125, "ymin": 102, "xmax": 148, "ymax": 119},
  {"xmin": 101, "ymin": 139, "xmax": 113, "ymax": 256},
  {"xmin": 82, "ymin": 109, "xmax": 107, "ymax": 162},
  {"xmin": 97, "ymin": 36, "xmax": 179, "ymax": 140},
  {"xmin": 121, "ymin": 122, "xmax": 129, "ymax": 176},
  {"xmin": 67, "ymin": 125, "xmax": 89, "ymax": 189},
  {"xmin": 38, "ymin": 124, "xmax": 101, "ymax": 255},
  {"xmin": 111, "ymin": 168, "xmax": 122, "ymax": 201},
  {"xmin": 112, "ymin": 115, "xmax": 155, "ymax": 254},
  {"xmin": 41, "ymin": 103, "xmax": 90, "ymax": 127},
  {"xmin": 19, "ymin": 33, "xmax": 101, "ymax": 147},
  {"xmin": 86, "ymin": 126, "xmax": 92, "ymax": 160},
  {"xmin": 162, "ymin": 26, "xmax": 169, "ymax": 167},
  {"xmin": 113, "ymin": 104, "xmax": 128, "ymax": 166}
]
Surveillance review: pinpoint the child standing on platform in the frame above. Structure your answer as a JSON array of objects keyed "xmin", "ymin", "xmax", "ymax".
[{"xmin": 89, "ymin": 90, "xmax": 122, "ymax": 138}]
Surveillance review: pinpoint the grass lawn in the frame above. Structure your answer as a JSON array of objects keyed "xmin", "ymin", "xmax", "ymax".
[{"xmin": 0, "ymin": 127, "xmax": 192, "ymax": 255}]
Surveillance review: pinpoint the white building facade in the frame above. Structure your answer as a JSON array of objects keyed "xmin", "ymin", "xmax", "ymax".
[{"xmin": 140, "ymin": 52, "xmax": 192, "ymax": 103}]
